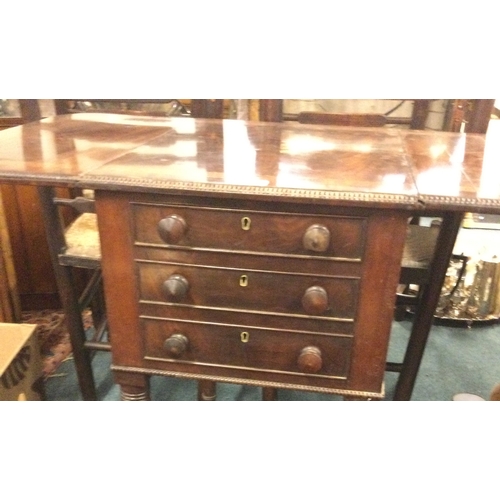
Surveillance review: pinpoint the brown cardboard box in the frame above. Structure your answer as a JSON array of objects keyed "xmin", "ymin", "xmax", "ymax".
[{"xmin": 0, "ymin": 323, "xmax": 44, "ymax": 401}]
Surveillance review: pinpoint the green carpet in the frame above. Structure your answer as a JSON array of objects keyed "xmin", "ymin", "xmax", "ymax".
[{"xmin": 42, "ymin": 318, "xmax": 500, "ymax": 401}]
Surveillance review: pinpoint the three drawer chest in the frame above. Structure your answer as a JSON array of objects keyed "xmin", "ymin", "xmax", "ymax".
[{"xmin": 96, "ymin": 191, "xmax": 408, "ymax": 400}]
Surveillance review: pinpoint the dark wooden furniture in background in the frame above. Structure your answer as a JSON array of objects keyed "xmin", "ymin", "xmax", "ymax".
[
  {"xmin": 294, "ymin": 100, "xmax": 432, "ymax": 129},
  {"xmin": 0, "ymin": 100, "xmax": 61, "ymax": 310},
  {"xmin": 267, "ymin": 99, "xmax": 433, "ymax": 129},
  {"xmin": 0, "ymin": 187, "xmax": 20, "ymax": 323},
  {"xmin": 261, "ymin": 99, "xmax": 495, "ymax": 133},
  {"xmin": 190, "ymin": 100, "xmax": 225, "ymax": 119},
  {"xmin": 53, "ymin": 99, "xmax": 191, "ymax": 117},
  {"xmin": 0, "ymin": 114, "xmax": 498, "ymax": 401},
  {"xmin": 258, "ymin": 99, "xmax": 284, "ymax": 123},
  {"xmin": 443, "ymin": 99, "xmax": 495, "ymax": 134}
]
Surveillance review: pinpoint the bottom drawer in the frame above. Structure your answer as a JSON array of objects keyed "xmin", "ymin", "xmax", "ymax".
[{"xmin": 141, "ymin": 317, "xmax": 352, "ymax": 380}]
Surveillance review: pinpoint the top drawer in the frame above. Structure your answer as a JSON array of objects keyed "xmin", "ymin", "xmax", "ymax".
[{"xmin": 132, "ymin": 203, "xmax": 367, "ymax": 260}]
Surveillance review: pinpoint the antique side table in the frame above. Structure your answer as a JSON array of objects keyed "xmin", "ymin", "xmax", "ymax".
[{"xmin": 0, "ymin": 114, "xmax": 498, "ymax": 400}]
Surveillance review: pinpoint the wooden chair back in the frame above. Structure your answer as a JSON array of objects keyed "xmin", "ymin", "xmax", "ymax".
[
  {"xmin": 258, "ymin": 99, "xmax": 496, "ymax": 133},
  {"xmin": 297, "ymin": 112, "xmax": 387, "ymax": 127},
  {"xmin": 258, "ymin": 99, "xmax": 433, "ymax": 129}
]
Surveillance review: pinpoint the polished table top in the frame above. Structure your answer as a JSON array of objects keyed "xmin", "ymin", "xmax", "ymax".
[{"xmin": 1, "ymin": 113, "xmax": 500, "ymax": 213}]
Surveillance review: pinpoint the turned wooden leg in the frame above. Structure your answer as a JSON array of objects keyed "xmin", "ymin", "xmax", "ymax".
[
  {"xmin": 198, "ymin": 380, "xmax": 216, "ymax": 401},
  {"xmin": 262, "ymin": 387, "xmax": 278, "ymax": 401},
  {"xmin": 116, "ymin": 373, "xmax": 150, "ymax": 401},
  {"xmin": 121, "ymin": 386, "xmax": 150, "ymax": 401}
]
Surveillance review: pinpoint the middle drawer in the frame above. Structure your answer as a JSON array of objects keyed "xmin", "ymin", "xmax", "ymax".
[{"xmin": 137, "ymin": 261, "xmax": 360, "ymax": 320}]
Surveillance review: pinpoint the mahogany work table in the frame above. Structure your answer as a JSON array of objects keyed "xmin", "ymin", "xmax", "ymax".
[{"xmin": 1, "ymin": 113, "xmax": 499, "ymax": 400}]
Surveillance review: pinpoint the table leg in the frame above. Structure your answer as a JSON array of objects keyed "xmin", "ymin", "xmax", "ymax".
[
  {"xmin": 262, "ymin": 387, "xmax": 278, "ymax": 400},
  {"xmin": 38, "ymin": 186, "xmax": 97, "ymax": 401},
  {"xmin": 198, "ymin": 380, "xmax": 216, "ymax": 401},
  {"xmin": 394, "ymin": 213, "xmax": 463, "ymax": 400},
  {"xmin": 118, "ymin": 373, "xmax": 150, "ymax": 401}
]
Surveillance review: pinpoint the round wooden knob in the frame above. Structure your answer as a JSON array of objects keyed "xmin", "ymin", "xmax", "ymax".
[
  {"xmin": 162, "ymin": 274, "xmax": 189, "ymax": 302},
  {"xmin": 303, "ymin": 225, "xmax": 330, "ymax": 253},
  {"xmin": 157, "ymin": 215, "xmax": 187, "ymax": 244},
  {"xmin": 164, "ymin": 333, "xmax": 189, "ymax": 358},
  {"xmin": 302, "ymin": 286, "xmax": 329, "ymax": 315},
  {"xmin": 297, "ymin": 346, "xmax": 323, "ymax": 373}
]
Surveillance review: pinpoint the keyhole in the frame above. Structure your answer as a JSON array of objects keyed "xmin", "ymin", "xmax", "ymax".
[
  {"xmin": 239, "ymin": 275, "xmax": 248, "ymax": 287},
  {"xmin": 241, "ymin": 217, "xmax": 251, "ymax": 231},
  {"xmin": 240, "ymin": 332, "xmax": 250, "ymax": 343}
]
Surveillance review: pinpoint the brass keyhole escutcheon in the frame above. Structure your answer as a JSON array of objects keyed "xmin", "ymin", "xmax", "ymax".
[
  {"xmin": 241, "ymin": 331, "xmax": 250, "ymax": 343},
  {"xmin": 241, "ymin": 217, "xmax": 251, "ymax": 231},
  {"xmin": 239, "ymin": 275, "xmax": 249, "ymax": 287}
]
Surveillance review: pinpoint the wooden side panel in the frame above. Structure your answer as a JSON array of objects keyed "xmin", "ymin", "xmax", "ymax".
[
  {"xmin": 0, "ymin": 184, "xmax": 60, "ymax": 310},
  {"xmin": 347, "ymin": 211, "xmax": 409, "ymax": 394},
  {"xmin": 95, "ymin": 191, "xmax": 142, "ymax": 366},
  {"xmin": 0, "ymin": 106, "xmax": 60, "ymax": 310}
]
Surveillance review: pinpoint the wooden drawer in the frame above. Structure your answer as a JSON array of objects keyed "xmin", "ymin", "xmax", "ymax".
[
  {"xmin": 139, "ymin": 302, "xmax": 355, "ymax": 335},
  {"xmin": 132, "ymin": 203, "xmax": 366, "ymax": 260},
  {"xmin": 134, "ymin": 245, "xmax": 362, "ymax": 277},
  {"xmin": 141, "ymin": 317, "xmax": 352, "ymax": 380},
  {"xmin": 137, "ymin": 261, "xmax": 360, "ymax": 320}
]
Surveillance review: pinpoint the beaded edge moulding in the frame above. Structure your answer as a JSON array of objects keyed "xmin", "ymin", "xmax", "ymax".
[{"xmin": 79, "ymin": 175, "xmax": 500, "ymax": 210}]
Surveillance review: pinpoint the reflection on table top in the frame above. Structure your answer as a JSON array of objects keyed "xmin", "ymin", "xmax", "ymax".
[{"xmin": 0, "ymin": 113, "xmax": 499, "ymax": 212}]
